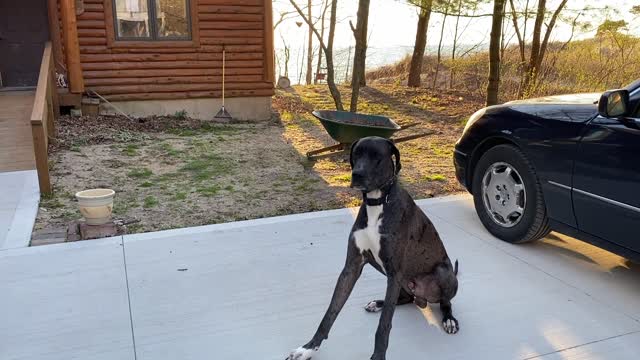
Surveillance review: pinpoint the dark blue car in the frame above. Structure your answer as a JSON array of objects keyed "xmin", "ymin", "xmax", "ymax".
[{"xmin": 454, "ymin": 80, "xmax": 640, "ymax": 262}]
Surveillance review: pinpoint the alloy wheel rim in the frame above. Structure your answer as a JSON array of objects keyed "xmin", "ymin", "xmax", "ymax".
[{"xmin": 481, "ymin": 162, "xmax": 526, "ymax": 228}]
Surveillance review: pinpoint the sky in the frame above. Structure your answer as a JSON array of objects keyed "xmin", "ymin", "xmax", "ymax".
[{"xmin": 273, "ymin": 0, "xmax": 640, "ymax": 83}]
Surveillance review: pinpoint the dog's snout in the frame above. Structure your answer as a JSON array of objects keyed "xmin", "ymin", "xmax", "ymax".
[{"xmin": 350, "ymin": 169, "xmax": 366, "ymax": 189}]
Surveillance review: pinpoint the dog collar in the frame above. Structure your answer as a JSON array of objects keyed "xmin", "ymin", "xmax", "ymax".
[
  {"xmin": 364, "ymin": 195, "xmax": 388, "ymax": 206},
  {"xmin": 363, "ymin": 176, "xmax": 396, "ymax": 206}
]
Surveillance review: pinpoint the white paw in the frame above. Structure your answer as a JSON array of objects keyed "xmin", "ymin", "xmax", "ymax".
[
  {"xmin": 443, "ymin": 318, "xmax": 459, "ymax": 334},
  {"xmin": 364, "ymin": 300, "xmax": 383, "ymax": 313},
  {"xmin": 286, "ymin": 346, "xmax": 318, "ymax": 360}
]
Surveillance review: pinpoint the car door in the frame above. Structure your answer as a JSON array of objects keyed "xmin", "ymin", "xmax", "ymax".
[{"xmin": 572, "ymin": 91, "xmax": 640, "ymax": 252}]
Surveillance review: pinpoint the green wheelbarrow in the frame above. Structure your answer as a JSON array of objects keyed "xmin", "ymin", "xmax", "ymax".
[{"xmin": 307, "ymin": 110, "xmax": 432, "ymax": 160}]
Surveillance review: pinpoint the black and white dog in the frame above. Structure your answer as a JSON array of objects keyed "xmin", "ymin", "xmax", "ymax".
[{"xmin": 286, "ymin": 136, "xmax": 460, "ymax": 360}]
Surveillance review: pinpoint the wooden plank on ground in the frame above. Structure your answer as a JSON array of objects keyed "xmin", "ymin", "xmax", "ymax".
[{"xmin": 0, "ymin": 92, "xmax": 36, "ymax": 172}]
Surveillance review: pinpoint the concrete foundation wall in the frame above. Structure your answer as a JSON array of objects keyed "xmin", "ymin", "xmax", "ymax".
[{"xmin": 99, "ymin": 97, "xmax": 272, "ymax": 121}]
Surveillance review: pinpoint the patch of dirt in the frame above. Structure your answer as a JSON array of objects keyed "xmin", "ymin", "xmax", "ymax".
[{"xmin": 36, "ymin": 84, "xmax": 483, "ymax": 236}]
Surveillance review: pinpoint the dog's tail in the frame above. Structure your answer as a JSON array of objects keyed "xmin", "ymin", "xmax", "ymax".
[{"xmin": 454, "ymin": 259, "xmax": 459, "ymax": 276}]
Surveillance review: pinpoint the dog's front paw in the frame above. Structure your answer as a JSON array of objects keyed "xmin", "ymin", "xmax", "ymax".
[
  {"xmin": 364, "ymin": 300, "xmax": 383, "ymax": 313},
  {"xmin": 285, "ymin": 346, "xmax": 318, "ymax": 360},
  {"xmin": 370, "ymin": 354, "xmax": 386, "ymax": 360},
  {"xmin": 442, "ymin": 316, "xmax": 459, "ymax": 334}
]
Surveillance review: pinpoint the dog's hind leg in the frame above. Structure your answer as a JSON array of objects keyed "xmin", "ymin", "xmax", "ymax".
[
  {"xmin": 287, "ymin": 251, "xmax": 365, "ymax": 360},
  {"xmin": 364, "ymin": 287, "xmax": 414, "ymax": 313}
]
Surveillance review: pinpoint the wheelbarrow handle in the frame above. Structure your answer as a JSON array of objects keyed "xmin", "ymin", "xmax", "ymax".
[
  {"xmin": 399, "ymin": 122, "xmax": 419, "ymax": 131},
  {"xmin": 306, "ymin": 143, "xmax": 347, "ymax": 157},
  {"xmin": 391, "ymin": 131, "xmax": 435, "ymax": 144}
]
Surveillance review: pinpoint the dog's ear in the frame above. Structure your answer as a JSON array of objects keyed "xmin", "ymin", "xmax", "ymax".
[
  {"xmin": 408, "ymin": 280, "xmax": 416, "ymax": 292},
  {"xmin": 349, "ymin": 139, "xmax": 361, "ymax": 169},
  {"xmin": 386, "ymin": 139, "xmax": 401, "ymax": 174}
]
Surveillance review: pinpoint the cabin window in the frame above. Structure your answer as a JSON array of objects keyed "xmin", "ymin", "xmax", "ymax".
[{"xmin": 113, "ymin": 0, "xmax": 191, "ymax": 40}]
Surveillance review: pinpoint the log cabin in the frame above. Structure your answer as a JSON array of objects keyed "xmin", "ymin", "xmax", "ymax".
[{"xmin": 0, "ymin": 0, "xmax": 275, "ymax": 120}]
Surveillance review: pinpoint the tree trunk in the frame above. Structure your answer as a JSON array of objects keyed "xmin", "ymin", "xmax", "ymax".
[
  {"xmin": 325, "ymin": 0, "xmax": 343, "ymax": 110},
  {"xmin": 345, "ymin": 45, "xmax": 352, "ymax": 83},
  {"xmin": 449, "ymin": 0, "xmax": 462, "ymax": 88},
  {"xmin": 521, "ymin": 0, "xmax": 545, "ymax": 97},
  {"xmin": 486, "ymin": 0, "xmax": 505, "ymax": 106},
  {"xmin": 519, "ymin": 0, "xmax": 567, "ymax": 97},
  {"xmin": 432, "ymin": 2, "xmax": 450, "ymax": 89},
  {"xmin": 537, "ymin": 0, "xmax": 569, "ymax": 71},
  {"xmin": 408, "ymin": 0, "xmax": 433, "ymax": 88},
  {"xmin": 284, "ymin": 45, "xmax": 290, "ymax": 77},
  {"xmin": 508, "ymin": 0, "xmax": 525, "ymax": 64},
  {"xmin": 315, "ymin": 0, "xmax": 329, "ymax": 85},
  {"xmin": 288, "ymin": 0, "xmax": 343, "ymax": 110},
  {"xmin": 358, "ymin": 52, "xmax": 366, "ymax": 87},
  {"xmin": 350, "ymin": 0, "xmax": 371, "ymax": 112},
  {"xmin": 298, "ymin": 34, "xmax": 306, "ymax": 85},
  {"xmin": 306, "ymin": 0, "xmax": 313, "ymax": 85}
]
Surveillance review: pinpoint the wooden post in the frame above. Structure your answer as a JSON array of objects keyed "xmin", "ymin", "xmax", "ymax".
[
  {"xmin": 263, "ymin": 0, "xmax": 275, "ymax": 83},
  {"xmin": 31, "ymin": 122, "xmax": 52, "ymax": 194},
  {"xmin": 49, "ymin": 65, "xmax": 60, "ymax": 119},
  {"xmin": 47, "ymin": 0, "xmax": 64, "ymax": 73},
  {"xmin": 47, "ymin": 51, "xmax": 59, "ymax": 136},
  {"xmin": 31, "ymin": 43, "xmax": 55, "ymax": 195},
  {"xmin": 60, "ymin": 0, "xmax": 85, "ymax": 93}
]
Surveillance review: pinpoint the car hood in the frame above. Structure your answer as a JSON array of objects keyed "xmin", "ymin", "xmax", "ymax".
[
  {"xmin": 505, "ymin": 93, "xmax": 601, "ymax": 105},
  {"xmin": 497, "ymin": 93, "xmax": 600, "ymax": 123}
]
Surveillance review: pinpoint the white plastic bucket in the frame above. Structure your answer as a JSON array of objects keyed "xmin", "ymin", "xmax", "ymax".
[{"xmin": 75, "ymin": 189, "xmax": 115, "ymax": 225}]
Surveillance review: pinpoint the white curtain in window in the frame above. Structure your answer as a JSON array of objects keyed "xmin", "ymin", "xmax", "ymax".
[
  {"xmin": 116, "ymin": 0, "xmax": 148, "ymax": 13},
  {"xmin": 125, "ymin": 0, "xmax": 139, "ymax": 12}
]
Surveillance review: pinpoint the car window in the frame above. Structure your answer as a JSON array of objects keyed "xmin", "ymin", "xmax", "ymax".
[{"xmin": 631, "ymin": 92, "xmax": 640, "ymax": 118}]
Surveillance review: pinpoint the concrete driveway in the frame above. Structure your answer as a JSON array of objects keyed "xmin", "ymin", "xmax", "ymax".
[{"xmin": 1, "ymin": 195, "xmax": 639, "ymax": 360}]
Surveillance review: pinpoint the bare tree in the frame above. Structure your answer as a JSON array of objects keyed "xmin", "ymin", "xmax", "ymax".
[
  {"xmin": 306, "ymin": 0, "xmax": 313, "ymax": 85},
  {"xmin": 449, "ymin": 0, "xmax": 485, "ymax": 88},
  {"xmin": 274, "ymin": 10, "xmax": 298, "ymax": 30},
  {"xmin": 487, "ymin": 0, "xmax": 506, "ymax": 105},
  {"xmin": 408, "ymin": 0, "xmax": 434, "ymax": 87},
  {"xmin": 315, "ymin": 0, "xmax": 330, "ymax": 84},
  {"xmin": 449, "ymin": 0, "xmax": 464, "ymax": 88},
  {"xmin": 432, "ymin": 0, "xmax": 452, "ymax": 89},
  {"xmin": 280, "ymin": 34, "xmax": 291, "ymax": 77},
  {"xmin": 288, "ymin": 0, "xmax": 344, "ymax": 110},
  {"xmin": 520, "ymin": 0, "xmax": 569, "ymax": 96},
  {"xmin": 508, "ymin": 0, "xmax": 527, "ymax": 66},
  {"xmin": 350, "ymin": 0, "xmax": 371, "ymax": 112}
]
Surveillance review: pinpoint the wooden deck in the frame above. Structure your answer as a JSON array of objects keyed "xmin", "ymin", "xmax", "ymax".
[{"xmin": 0, "ymin": 91, "xmax": 36, "ymax": 172}]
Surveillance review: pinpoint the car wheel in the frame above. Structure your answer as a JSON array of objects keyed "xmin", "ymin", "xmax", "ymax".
[{"xmin": 472, "ymin": 144, "xmax": 550, "ymax": 244}]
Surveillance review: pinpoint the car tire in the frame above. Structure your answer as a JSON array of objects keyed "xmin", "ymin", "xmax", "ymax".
[{"xmin": 472, "ymin": 144, "xmax": 550, "ymax": 244}]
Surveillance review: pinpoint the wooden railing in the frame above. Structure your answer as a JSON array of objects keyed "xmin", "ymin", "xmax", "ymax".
[{"xmin": 30, "ymin": 42, "xmax": 59, "ymax": 195}]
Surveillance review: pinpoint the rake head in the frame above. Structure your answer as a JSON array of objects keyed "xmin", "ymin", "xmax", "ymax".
[{"xmin": 214, "ymin": 106, "xmax": 232, "ymax": 120}]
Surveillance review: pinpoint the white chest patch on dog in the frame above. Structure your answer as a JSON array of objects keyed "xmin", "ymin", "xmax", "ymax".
[{"xmin": 353, "ymin": 191, "xmax": 385, "ymax": 272}]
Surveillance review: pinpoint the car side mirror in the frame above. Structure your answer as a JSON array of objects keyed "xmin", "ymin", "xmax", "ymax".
[{"xmin": 598, "ymin": 89, "xmax": 630, "ymax": 118}]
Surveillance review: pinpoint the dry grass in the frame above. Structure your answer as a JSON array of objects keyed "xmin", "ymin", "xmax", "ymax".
[
  {"xmin": 367, "ymin": 36, "xmax": 640, "ymax": 102},
  {"xmin": 37, "ymin": 84, "xmax": 483, "ymax": 236}
]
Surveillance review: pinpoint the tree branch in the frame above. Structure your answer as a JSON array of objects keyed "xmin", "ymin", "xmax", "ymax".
[
  {"xmin": 509, "ymin": 0, "xmax": 525, "ymax": 63},
  {"xmin": 538, "ymin": 0, "xmax": 569, "ymax": 69},
  {"xmin": 287, "ymin": 0, "xmax": 328, "ymax": 53}
]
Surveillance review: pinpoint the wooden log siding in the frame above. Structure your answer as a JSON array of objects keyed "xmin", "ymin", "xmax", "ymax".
[{"xmin": 57, "ymin": 0, "xmax": 274, "ymax": 101}]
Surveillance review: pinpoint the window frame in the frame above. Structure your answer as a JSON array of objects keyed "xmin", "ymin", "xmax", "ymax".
[
  {"xmin": 104, "ymin": 0, "xmax": 200, "ymax": 48},
  {"xmin": 625, "ymin": 81, "xmax": 640, "ymax": 118}
]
